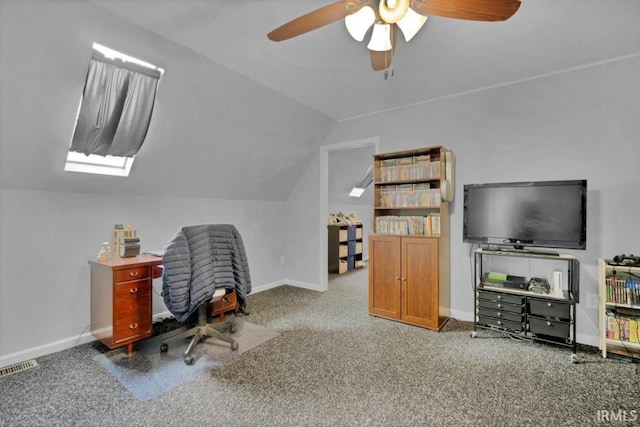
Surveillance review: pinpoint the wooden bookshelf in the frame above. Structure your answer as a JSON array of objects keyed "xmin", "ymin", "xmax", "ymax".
[{"xmin": 369, "ymin": 146, "xmax": 453, "ymax": 331}]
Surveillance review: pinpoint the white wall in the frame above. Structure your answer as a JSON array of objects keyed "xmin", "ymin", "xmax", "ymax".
[
  {"xmin": 0, "ymin": 0, "xmax": 333, "ymax": 367},
  {"xmin": 283, "ymin": 152, "xmax": 323, "ymax": 291},
  {"xmin": 0, "ymin": 189, "xmax": 285, "ymax": 366},
  {"xmin": 319, "ymin": 55, "xmax": 640, "ymax": 346}
]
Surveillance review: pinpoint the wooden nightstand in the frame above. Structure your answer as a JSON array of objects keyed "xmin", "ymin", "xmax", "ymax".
[
  {"xmin": 207, "ymin": 290, "xmax": 237, "ymax": 321},
  {"xmin": 89, "ymin": 254, "xmax": 163, "ymax": 355}
]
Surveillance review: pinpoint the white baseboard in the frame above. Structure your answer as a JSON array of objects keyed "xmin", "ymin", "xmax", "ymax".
[
  {"xmin": 449, "ymin": 309, "xmax": 599, "ymax": 348},
  {"xmin": 0, "ymin": 330, "xmax": 95, "ymax": 370},
  {"xmin": 449, "ymin": 309, "xmax": 474, "ymax": 322},
  {"xmin": 0, "ymin": 279, "xmax": 314, "ymax": 369}
]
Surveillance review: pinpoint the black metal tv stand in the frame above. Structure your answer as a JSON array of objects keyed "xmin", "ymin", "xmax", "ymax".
[{"xmin": 471, "ymin": 248, "xmax": 580, "ymax": 363}]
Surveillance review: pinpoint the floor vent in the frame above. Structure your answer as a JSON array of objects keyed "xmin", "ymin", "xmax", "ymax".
[{"xmin": 0, "ymin": 359, "xmax": 38, "ymax": 378}]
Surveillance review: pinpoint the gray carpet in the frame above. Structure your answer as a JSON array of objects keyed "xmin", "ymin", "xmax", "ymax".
[
  {"xmin": 94, "ymin": 319, "xmax": 279, "ymax": 401},
  {"xmin": 1, "ymin": 267, "xmax": 639, "ymax": 426}
]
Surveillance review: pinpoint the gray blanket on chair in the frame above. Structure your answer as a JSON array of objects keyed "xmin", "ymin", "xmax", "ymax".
[{"xmin": 162, "ymin": 224, "xmax": 252, "ymax": 322}]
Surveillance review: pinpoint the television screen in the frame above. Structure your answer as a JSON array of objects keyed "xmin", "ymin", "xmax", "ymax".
[{"xmin": 463, "ymin": 180, "xmax": 587, "ymax": 250}]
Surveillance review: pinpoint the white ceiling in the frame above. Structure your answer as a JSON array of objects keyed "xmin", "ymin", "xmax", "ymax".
[{"xmin": 89, "ymin": 0, "xmax": 640, "ymax": 121}]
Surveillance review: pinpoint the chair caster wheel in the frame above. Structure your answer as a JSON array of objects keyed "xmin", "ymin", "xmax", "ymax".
[
  {"xmin": 470, "ymin": 331, "xmax": 477, "ymax": 338},
  {"xmin": 570, "ymin": 354, "xmax": 579, "ymax": 364},
  {"xmin": 184, "ymin": 356, "xmax": 194, "ymax": 365},
  {"xmin": 229, "ymin": 325, "xmax": 237, "ymax": 334},
  {"xmin": 231, "ymin": 342, "xmax": 239, "ymax": 351},
  {"xmin": 160, "ymin": 343, "xmax": 168, "ymax": 352}
]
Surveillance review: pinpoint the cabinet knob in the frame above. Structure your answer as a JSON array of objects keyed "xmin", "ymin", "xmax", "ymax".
[
  {"xmin": 395, "ymin": 276, "xmax": 400, "ymax": 280},
  {"xmin": 497, "ymin": 304, "xmax": 502, "ymax": 308},
  {"xmin": 497, "ymin": 296, "xmax": 502, "ymax": 300},
  {"xmin": 401, "ymin": 277, "xmax": 406, "ymax": 281},
  {"xmin": 547, "ymin": 302, "xmax": 552, "ymax": 307},
  {"xmin": 129, "ymin": 323, "xmax": 138, "ymax": 330},
  {"xmin": 546, "ymin": 321, "xmax": 552, "ymax": 326},
  {"xmin": 130, "ymin": 287, "xmax": 138, "ymax": 294},
  {"xmin": 129, "ymin": 271, "xmax": 138, "ymax": 277},
  {"xmin": 497, "ymin": 312, "xmax": 502, "ymax": 317}
]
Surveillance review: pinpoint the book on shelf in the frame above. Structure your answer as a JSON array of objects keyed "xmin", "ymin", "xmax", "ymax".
[
  {"xmin": 605, "ymin": 277, "xmax": 640, "ymax": 305},
  {"xmin": 378, "ymin": 161, "xmax": 441, "ymax": 182},
  {"xmin": 378, "ymin": 187, "xmax": 441, "ymax": 208},
  {"xmin": 605, "ymin": 309, "xmax": 640, "ymax": 343},
  {"xmin": 374, "ymin": 213, "xmax": 441, "ymax": 236}
]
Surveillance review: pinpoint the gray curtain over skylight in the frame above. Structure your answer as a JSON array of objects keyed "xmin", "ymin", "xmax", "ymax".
[{"xmin": 69, "ymin": 50, "xmax": 162, "ymax": 157}]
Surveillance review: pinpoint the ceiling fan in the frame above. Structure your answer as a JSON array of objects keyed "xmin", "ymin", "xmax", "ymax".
[{"xmin": 268, "ymin": 0, "xmax": 521, "ymax": 72}]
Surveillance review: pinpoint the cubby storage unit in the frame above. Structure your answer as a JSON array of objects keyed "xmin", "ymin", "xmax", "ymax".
[
  {"xmin": 368, "ymin": 146, "xmax": 453, "ymax": 331},
  {"xmin": 328, "ymin": 223, "xmax": 363, "ymax": 274},
  {"xmin": 472, "ymin": 249, "xmax": 580, "ymax": 363},
  {"xmin": 598, "ymin": 258, "xmax": 640, "ymax": 360}
]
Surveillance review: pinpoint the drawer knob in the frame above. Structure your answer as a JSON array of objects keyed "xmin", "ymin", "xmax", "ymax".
[
  {"xmin": 129, "ymin": 323, "xmax": 138, "ymax": 330},
  {"xmin": 497, "ymin": 312, "xmax": 502, "ymax": 317},
  {"xmin": 129, "ymin": 271, "xmax": 138, "ymax": 277},
  {"xmin": 547, "ymin": 303, "xmax": 552, "ymax": 307},
  {"xmin": 497, "ymin": 304, "xmax": 502, "ymax": 308},
  {"xmin": 547, "ymin": 321, "xmax": 552, "ymax": 326},
  {"xmin": 497, "ymin": 296, "xmax": 502, "ymax": 299},
  {"xmin": 497, "ymin": 321, "xmax": 502, "ymax": 325},
  {"xmin": 130, "ymin": 287, "xmax": 138, "ymax": 294}
]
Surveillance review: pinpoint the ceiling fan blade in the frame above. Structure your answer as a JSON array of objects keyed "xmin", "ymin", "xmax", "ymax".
[
  {"xmin": 413, "ymin": 0, "xmax": 521, "ymax": 22},
  {"xmin": 267, "ymin": 1, "xmax": 350, "ymax": 41},
  {"xmin": 370, "ymin": 24, "xmax": 398, "ymax": 71}
]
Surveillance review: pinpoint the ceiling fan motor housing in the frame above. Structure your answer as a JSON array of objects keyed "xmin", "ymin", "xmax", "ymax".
[{"xmin": 379, "ymin": 0, "xmax": 411, "ymax": 24}]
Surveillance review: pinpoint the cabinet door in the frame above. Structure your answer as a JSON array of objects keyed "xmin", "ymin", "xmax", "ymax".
[
  {"xmin": 402, "ymin": 237, "xmax": 439, "ymax": 328},
  {"xmin": 369, "ymin": 235, "xmax": 401, "ymax": 319}
]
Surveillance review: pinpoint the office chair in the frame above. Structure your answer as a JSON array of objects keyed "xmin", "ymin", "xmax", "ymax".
[
  {"xmin": 160, "ymin": 224, "xmax": 251, "ymax": 365},
  {"xmin": 160, "ymin": 288, "xmax": 238, "ymax": 365}
]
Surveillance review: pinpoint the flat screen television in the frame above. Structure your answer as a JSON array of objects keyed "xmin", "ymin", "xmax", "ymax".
[{"xmin": 463, "ymin": 180, "xmax": 587, "ymax": 250}]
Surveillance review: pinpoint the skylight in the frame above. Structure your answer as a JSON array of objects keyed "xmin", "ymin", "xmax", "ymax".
[{"xmin": 64, "ymin": 43, "xmax": 163, "ymax": 177}]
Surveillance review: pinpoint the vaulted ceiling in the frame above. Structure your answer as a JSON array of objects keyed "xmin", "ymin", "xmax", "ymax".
[
  {"xmin": 1, "ymin": 1, "xmax": 638, "ymax": 202},
  {"xmin": 90, "ymin": 0, "xmax": 640, "ymax": 121}
]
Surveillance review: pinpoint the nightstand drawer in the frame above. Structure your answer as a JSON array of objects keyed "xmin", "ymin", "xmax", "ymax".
[
  {"xmin": 115, "ymin": 295, "xmax": 151, "ymax": 320},
  {"xmin": 115, "ymin": 266, "xmax": 149, "ymax": 283},
  {"xmin": 208, "ymin": 291, "xmax": 237, "ymax": 317},
  {"xmin": 114, "ymin": 315, "xmax": 151, "ymax": 343},
  {"xmin": 115, "ymin": 280, "xmax": 151, "ymax": 300}
]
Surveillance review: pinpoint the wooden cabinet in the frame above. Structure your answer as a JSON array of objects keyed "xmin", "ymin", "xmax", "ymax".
[
  {"xmin": 368, "ymin": 146, "xmax": 452, "ymax": 331},
  {"xmin": 328, "ymin": 223, "xmax": 363, "ymax": 274},
  {"xmin": 369, "ymin": 235, "xmax": 446, "ymax": 330},
  {"xmin": 89, "ymin": 255, "xmax": 162, "ymax": 354}
]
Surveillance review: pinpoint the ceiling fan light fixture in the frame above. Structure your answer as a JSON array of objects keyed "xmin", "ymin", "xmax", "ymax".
[
  {"xmin": 367, "ymin": 24, "xmax": 393, "ymax": 52},
  {"xmin": 345, "ymin": 5, "xmax": 376, "ymax": 42},
  {"xmin": 379, "ymin": 0, "xmax": 410, "ymax": 24},
  {"xmin": 397, "ymin": 8, "xmax": 428, "ymax": 42}
]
